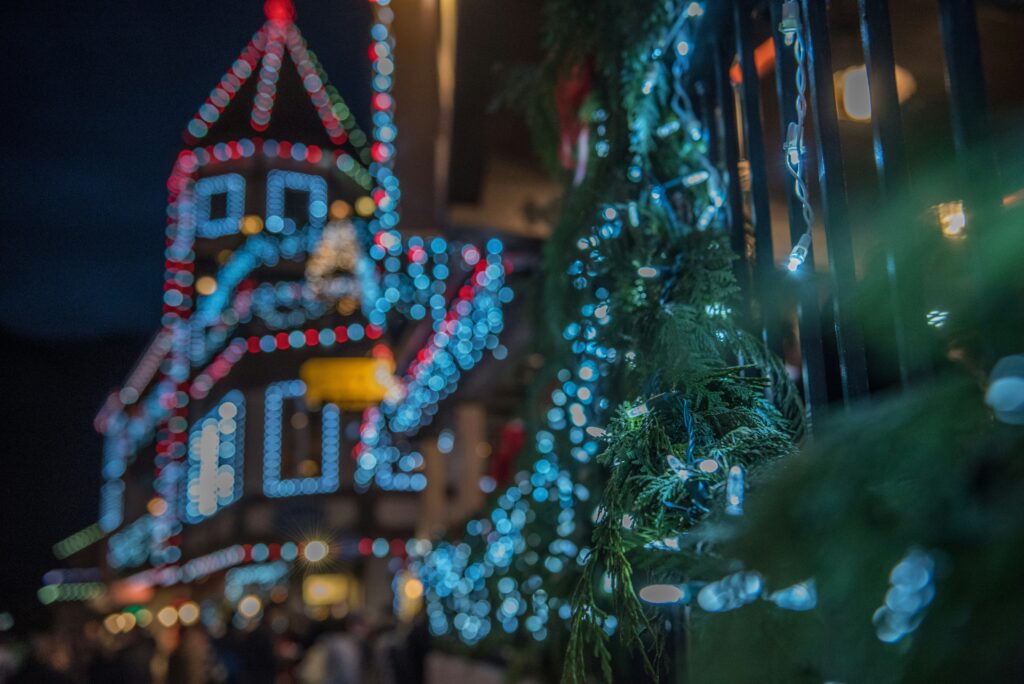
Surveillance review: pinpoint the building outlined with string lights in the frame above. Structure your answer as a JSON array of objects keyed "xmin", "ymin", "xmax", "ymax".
[{"xmin": 50, "ymin": 0, "xmax": 514, "ymax": 619}]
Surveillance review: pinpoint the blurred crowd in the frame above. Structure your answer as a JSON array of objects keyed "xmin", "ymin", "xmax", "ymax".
[{"xmin": 0, "ymin": 612, "xmax": 429, "ymax": 684}]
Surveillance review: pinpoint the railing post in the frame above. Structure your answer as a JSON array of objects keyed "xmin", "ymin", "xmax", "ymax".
[
  {"xmin": 713, "ymin": 33, "xmax": 753, "ymax": 313},
  {"xmin": 734, "ymin": 0, "xmax": 782, "ymax": 357},
  {"xmin": 937, "ymin": 0, "xmax": 1007, "ymax": 361},
  {"xmin": 937, "ymin": 0, "xmax": 999, "ymax": 215},
  {"xmin": 858, "ymin": 0, "xmax": 930, "ymax": 386},
  {"xmin": 770, "ymin": 0, "xmax": 829, "ymax": 424},
  {"xmin": 801, "ymin": 0, "xmax": 870, "ymax": 404}
]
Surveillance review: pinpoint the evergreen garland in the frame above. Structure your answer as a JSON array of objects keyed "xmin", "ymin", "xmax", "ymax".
[
  {"xmin": 416, "ymin": 2, "xmax": 1024, "ymax": 683},
  {"xmin": 417, "ymin": 1, "xmax": 802, "ymax": 681}
]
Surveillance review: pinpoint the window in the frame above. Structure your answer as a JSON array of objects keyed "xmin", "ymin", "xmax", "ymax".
[
  {"xmin": 195, "ymin": 174, "xmax": 246, "ymax": 238},
  {"xmin": 265, "ymin": 170, "xmax": 328, "ymax": 236},
  {"xmin": 184, "ymin": 391, "xmax": 245, "ymax": 522},
  {"xmin": 263, "ymin": 380, "xmax": 340, "ymax": 497}
]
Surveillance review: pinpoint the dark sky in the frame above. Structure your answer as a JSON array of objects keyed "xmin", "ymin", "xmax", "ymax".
[{"xmin": 0, "ymin": 0, "xmax": 372, "ymax": 623}]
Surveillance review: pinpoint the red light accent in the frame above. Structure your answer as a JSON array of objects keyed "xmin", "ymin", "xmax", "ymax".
[
  {"xmin": 275, "ymin": 332, "xmax": 289, "ymax": 349},
  {"xmin": 278, "ymin": 141, "xmax": 292, "ymax": 159},
  {"xmin": 264, "ymin": 0, "xmax": 295, "ymax": 23},
  {"xmin": 366, "ymin": 325, "xmax": 382, "ymax": 340},
  {"xmin": 358, "ymin": 538, "xmax": 373, "ymax": 556},
  {"xmin": 730, "ymin": 38, "xmax": 776, "ymax": 85},
  {"xmin": 268, "ymin": 543, "xmax": 281, "ymax": 559},
  {"xmin": 334, "ymin": 326, "xmax": 349, "ymax": 342},
  {"xmin": 305, "ymin": 329, "xmax": 319, "ymax": 345},
  {"xmin": 242, "ymin": 544, "xmax": 253, "ymax": 561},
  {"xmin": 306, "ymin": 145, "xmax": 323, "ymax": 163},
  {"xmin": 371, "ymin": 142, "xmax": 389, "ymax": 163}
]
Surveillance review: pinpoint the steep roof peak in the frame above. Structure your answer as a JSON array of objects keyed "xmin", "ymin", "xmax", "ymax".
[{"xmin": 181, "ymin": 1, "xmax": 373, "ymax": 157}]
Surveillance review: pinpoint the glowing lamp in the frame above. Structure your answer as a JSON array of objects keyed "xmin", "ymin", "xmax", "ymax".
[
  {"xmin": 177, "ymin": 601, "xmax": 200, "ymax": 626},
  {"xmin": 238, "ymin": 595, "xmax": 262, "ymax": 619},
  {"xmin": 303, "ymin": 540, "xmax": 329, "ymax": 563},
  {"xmin": 156, "ymin": 606, "xmax": 178, "ymax": 628},
  {"xmin": 835, "ymin": 64, "xmax": 916, "ymax": 122},
  {"xmin": 935, "ymin": 201, "xmax": 966, "ymax": 239}
]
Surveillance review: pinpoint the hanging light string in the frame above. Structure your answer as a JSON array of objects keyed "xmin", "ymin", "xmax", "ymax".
[{"xmin": 779, "ymin": 0, "xmax": 814, "ymax": 272}]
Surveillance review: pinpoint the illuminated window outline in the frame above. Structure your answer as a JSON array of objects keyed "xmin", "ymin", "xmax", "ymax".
[
  {"xmin": 263, "ymin": 380, "xmax": 340, "ymax": 497},
  {"xmin": 265, "ymin": 170, "xmax": 328, "ymax": 236},
  {"xmin": 195, "ymin": 173, "xmax": 246, "ymax": 238},
  {"xmin": 184, "ymin": 390, "xmax": 246, "ymax": 523}
]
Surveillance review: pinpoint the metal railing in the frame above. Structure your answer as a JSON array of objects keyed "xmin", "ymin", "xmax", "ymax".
[{"xmin": 687, "ymin": 0, "xmax": 1004, "ymax": 426}]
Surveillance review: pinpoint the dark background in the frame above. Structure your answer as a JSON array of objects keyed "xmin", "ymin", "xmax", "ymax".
[{"xmin": 0, "ymin": 0, "xmax": 372, "ymax": 623}]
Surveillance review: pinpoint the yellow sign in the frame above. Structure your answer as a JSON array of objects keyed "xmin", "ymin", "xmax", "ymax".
[
  {"xmin": 299, "ymin": 357, "xmax": 395, "ymax": 410},
  {"xmin": 303, "ymin": 574, "xmax": 352, "ymax": 607}
]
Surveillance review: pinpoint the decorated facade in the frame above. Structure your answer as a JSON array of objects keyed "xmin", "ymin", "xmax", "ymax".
[{"xmin": 59, "ymin": 0, "xmax": 513, "ymax": 622}]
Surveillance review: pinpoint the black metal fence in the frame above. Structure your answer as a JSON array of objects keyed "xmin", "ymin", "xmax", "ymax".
[{"xmin": 686, "ymin": 0, "xmax": 1007, "ymax": 427}]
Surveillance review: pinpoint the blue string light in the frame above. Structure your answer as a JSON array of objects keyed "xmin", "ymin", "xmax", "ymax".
[{"xmin": 263, "ymin": 380, "xmax": 341, "ymax": 497}]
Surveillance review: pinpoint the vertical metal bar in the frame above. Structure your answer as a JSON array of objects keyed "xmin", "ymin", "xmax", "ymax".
[
  {"xmin": 734, "ymin": 0, "xmax": 782, "ymax": 357},
  {"xmin": 938, "ymin": 0, "xmax": 1003, "ymax": 362},
  {"xmin": 859, "ymin": 0, "xmax": 928, "ymax": 386},
  {"xmin": 714, "ymin": 34, "xmax": 752, "ymax": 309},
  {"xmin": 770, "ymin": 0, "xmax": 829, "ymax": 422},
  {"xmin": 937, "ymin": 0, "xmax": 999, "ymax": 213},
  {"xmin": 801, "ymin": 0, "xmax": 871, "ymax": 404}
]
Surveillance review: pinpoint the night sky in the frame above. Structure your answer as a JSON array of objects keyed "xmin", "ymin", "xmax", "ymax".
[{"xmin": 0, "ymin": 0, "xmax": 371, "ymax": 623}]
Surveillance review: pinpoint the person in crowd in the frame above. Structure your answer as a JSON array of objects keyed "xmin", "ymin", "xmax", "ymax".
[
  {"xmin": 299, "ymin": 615, "xmax": 369, "ymax": 684},
  {"xmin": 8, "ymin": 631, "xmax": 73, "ymax": 684},
  {"xmin": 167, "ymin": 626, "xmax": 212, "ymax": 684}
]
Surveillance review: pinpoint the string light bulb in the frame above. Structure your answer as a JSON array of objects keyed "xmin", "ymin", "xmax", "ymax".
[{"xmin": 787, "ymin": 233, "xmax": 811, "ymax": 272}]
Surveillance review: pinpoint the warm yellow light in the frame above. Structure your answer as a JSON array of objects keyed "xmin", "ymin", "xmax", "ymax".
[
  {"xmin": 103, "ymin": 614, "xmax": 123, "ymax": 634},
  {"xmin": 329, "ymin": 200, "xmax": 353, "ymax": 220},
  {"xmin": 156, "ymin": 606, "xmax": 178, "ymax": 628},
  {"xmin": 241, "ymin": 215, "xmax": 264, "ymax": 235},
  {"xmin": 195, "ymin": 276, "xmax": 218, "ymax": 296},
  {"xmin": 146, "ymin": 497, "xmax": 168, "ymax": 517},
  {"xmin": 300, "ymin": 357, "xmax": 395, "ymax": 410},
  {"xmin": 354, "ymin": 196, "xmax": 377, "ymax": 217},
  {"xmin": 337, "ymin": 297, "xmax": 359, "ymax": 316},
  {"xmin": 177, "ymin": 601, "xmax": 200, "ymax": 626},
  {"xmin": 936, "ymin": 201, "xmax": 966, "ymax": 239},
  {"xmin": 394, "ymin": 571, "xmax": 424, "ymax": 622},
  {"xmin": 303, "ymin": 540, "xmax": 329, "ymax": 563},
  {"xmin": 402, "ymin": 578, "xmax": 424, "ymax": 600},
  {"xmin": 238, "ymin": 595, "xmax": 262, "ymax": 619},
  {"xmin": 303, "ymin": 574, "xmax": 350, "ymax": 607},
  {"xmin": 835, "ymin": 64, "xmax": 917, "ymax": 122},
  {"xmin": 117, "ymin": 612, "xmax": 136, "ymax": 632},
  {"xmin": 840, "ymin": 67, "xmax": 873, "ymax": 121}
]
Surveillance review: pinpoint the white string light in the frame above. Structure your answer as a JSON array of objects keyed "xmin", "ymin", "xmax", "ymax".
[{"xmin": 779, "ymin": 0, "xmax": 815, "ymax": 272}]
